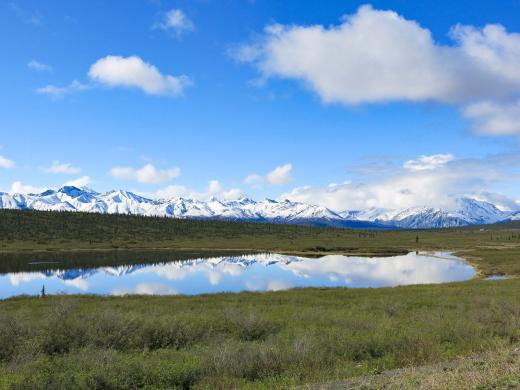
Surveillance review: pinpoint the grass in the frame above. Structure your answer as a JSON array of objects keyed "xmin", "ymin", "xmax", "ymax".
[
  {"xmin": 2, "ymin": 209, "xmax": 520, "ymax": 388},
  {"xmin": 1, "ymin": 281, "xmax": 520, "ymax": 388},
  {"xmin": 313, "ymin": 346, "xmax": 520, "ymax": 389},
  {"xmin": 2, "ymin": 208, "xmax": 520, "ymax": 276}
]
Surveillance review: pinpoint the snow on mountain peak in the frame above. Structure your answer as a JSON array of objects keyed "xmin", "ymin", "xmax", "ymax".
[{"xmin": 0, "ymin": 187, "xmax": 516, "ymax": 229}]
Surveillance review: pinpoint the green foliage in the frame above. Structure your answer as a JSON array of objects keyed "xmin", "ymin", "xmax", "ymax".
[
  {"xmin": 3, "ymin": 208, "xmax": 520, "ymax": 276},
  {"xmin": 1, "ymin": 281, "xmax": 520, "ymax": 388},
  {"xmin": 2, "ymin": 209, "xmax": 520, "ymax": 387},
  {"xmin": 0, "ymin": 209, "xmax": 353, "ymax": 252}
]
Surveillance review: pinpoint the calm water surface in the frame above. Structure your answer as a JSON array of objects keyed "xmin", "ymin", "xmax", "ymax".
[
  {"xmin": 484, "ymin": 275, "xmax": 508, "ymax": 280},
  {"xmin": 0, "ymin": 251, "xmax": 476, "ymax": 299}
]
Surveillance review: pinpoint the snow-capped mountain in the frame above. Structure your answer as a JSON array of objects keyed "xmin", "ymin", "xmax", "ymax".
[
  {"xmin": 36, "ymin": 254, "xmax": 306, "ymax": 282},
  {"xmin": 0, "ymin": 186, "xmax": 517, "ymax": 229},
  {"xmin": 343, "ymin": 198, "xmax": 513, "ymax": 228}
]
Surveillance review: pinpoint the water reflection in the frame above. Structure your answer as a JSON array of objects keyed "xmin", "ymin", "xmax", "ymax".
[
  {"xmin": 484, "ymin": 275, "xmax": 508, "ymax": 280},
  {"xmin": 0, "ymin": 252, "xmax": 475, "ymax": 299}
]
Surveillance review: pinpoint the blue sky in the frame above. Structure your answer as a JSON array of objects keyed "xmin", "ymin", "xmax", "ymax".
[{"xmin": 1, "ymin": 0, "xmax": 520, "ymax": 211}]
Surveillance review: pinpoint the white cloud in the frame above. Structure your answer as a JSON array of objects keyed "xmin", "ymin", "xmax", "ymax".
[
  {"xmin": 207, "ymin": 180, "xmax": 244, "ymax": 199},
  {"xmin": 36, "ymin": 56, "xmax": 191, "ymax": 98},
  {"xmin": 464, "ymin": 100, "xmax": 520, "ymax": 136},
  {"xmin": 89, "ymin": 55, "xmax": 192, "ymax": 96},
  {"xmin": 27, "ymin": 60, "xmax": 52, "ymax": 72},
  {"xmin": 278, "ymin": 253, "xmax": 475, "ymax": 287},
  {"xmin": 10, "ymin": 181, "xmax": 45, "ymax": 195},
  {"xmin": 154, "ymin": 180, "xmax": 243, "ymax": 200},
  {"xmin": 245, "ymin": 163, "xmax": 293, "ymax": 186},
  {"xmin": 0, "ymin": 155, "xmax": 14, "ymax": 169},
  {"xmin": 36, "ymin": 80, "xmax": 90, "ymax": 99},
  {"xmin": 154, "ymin": 9, "xmax": 194, "ymax": 37},
  {"xmin": 43, "ymin": 161, "xmax": 81, "ymax": 174},
  {"xmin": 236, "ymin": 5, "xmax": 520, "ymax": 135},
  {"xmin": 267, "ymin": 280, "xmax": 292, "ymax": 291},
  {"xmin": 63, "ymin": 176, "xmax": 92, "ymax": 187},
  {"xmin": 112, "ymin": 283, "xmax": 178, "ymax": 296},
  {"xmin": 9, "ymin": 272, "xmax": 45, "ymax": 287},
  {"xmin": 154, "ymin": 184, "xmax": 191, "ymax": 198},
  {"xmin": 207, "ymin": 179, "xmax": 223, "ymax": 194},
  {"xmin": 267, "ymin": 163, "xmax": 293, "ymax": 184},
  {"xmin": 403, "ymin": 154, "xmax": 454, "ymax": 172},
  {"xmin": 244, "ymin": 174, "xmax": 262, "ymax": 186},
  {"xmin": 470, "ymin": 192, "xmax": 520, "ymax": 212},
  {"xmin": 450, "ymin": 24, "xmax": 520, "ymax": 85},
  {"xmin": 238, "ymin": 5, "xmax": 520, "ymax": 104},
  {"xmin": 63, "ymin": 278, "xmax": 89, "ymax": 291},
  {"xmin": 137, "ymin": 258, "xmax": 246, "ymax": 286},
  {"xmin": 230, "ymin": 45, "xmax": 261, "ymax": 62},
  {"xmin": 280, "ymin": 154, "xmax": 520, "ymax": 211},
  {"xmin": 110, "ymin": 163, "xmax": 181, "ymax": 184}
]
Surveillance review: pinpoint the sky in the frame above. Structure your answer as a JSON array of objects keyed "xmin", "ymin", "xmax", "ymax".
[{"xmin": 2, "ymin": 0, "xmax": 520, "ymax": 212}]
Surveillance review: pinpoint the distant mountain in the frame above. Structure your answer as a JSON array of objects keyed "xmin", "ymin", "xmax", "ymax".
[
  {"xmin": 0, "ymin": 186, "xmax": 517, "ymax": 229},
  {"xmin": 40, "ymin": 253, "xmax": 304, "ymax": 281},
  {"xmin": 342, "ymin": 198, "xmax": 513, "ymax": 228}
]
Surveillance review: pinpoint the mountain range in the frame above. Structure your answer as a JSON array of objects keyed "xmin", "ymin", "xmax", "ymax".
[
  {"xmin": 1, "ymin": 186, "xmax": 519, "ymax": 229},
  {"xmin": 44, "ymin": 253, "xmax": 300, "ymax": 281}
]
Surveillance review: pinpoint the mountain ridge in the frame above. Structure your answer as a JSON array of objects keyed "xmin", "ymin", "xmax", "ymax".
[{"xmin": 1, "ymin": 186, "xmax": 518, "ymax": 229}]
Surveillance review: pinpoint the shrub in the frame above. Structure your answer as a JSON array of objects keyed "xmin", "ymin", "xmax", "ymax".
[{"xmin": 223, "ymin": 309, "xmax": 279, "ymax": 341}]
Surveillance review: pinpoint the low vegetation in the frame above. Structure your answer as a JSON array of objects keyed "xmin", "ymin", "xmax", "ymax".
[
  {"xmin": 1, "ymin": 280, "xmax": 520, "ymax": 389},
  {"xmin": 2, "ymin": 209, "xmax": 520, "ymax": 275},
  {"xmin": 313, "ymin": 346, "xmax": 520, "ymax": 389},
  {"xmin": 2, "ymin": 209, "xmax": 520, "ymax": 388}
]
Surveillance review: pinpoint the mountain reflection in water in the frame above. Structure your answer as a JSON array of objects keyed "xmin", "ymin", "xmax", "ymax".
[{"xmin": 0, "ymin": 252, "xmax": 475, "ymax": 299}]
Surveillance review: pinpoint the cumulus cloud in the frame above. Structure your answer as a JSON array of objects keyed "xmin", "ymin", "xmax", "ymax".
[
  {"xmin": 10, "ymin": 181, "xmax": 45, "ymax": 194},
  {"xmin": 63, "ymin": 278, "xmax": 89, "ymax": 291},
  {"xmin": 403, "ymin": 154, "xmax": 454, "ymax": 172},
  {"xmin": 236, "ymin": 5, "xmax": 520, "ymax": 135},
  {"xmin": 36, "ymin": 80, "xmax": 90, "ymax": 99},
  {"xmin": 36, "ymin": 56, "xmax": 191, "ymax": 98},
  {"xmin": 63, "ymin": 176, "xmax": 92, "ymax": 187},
  {"xmin": 267, "ymin": 164, "xmax": 293, "ymax": 184},
  {"xmin": 237, "ymin": 5, "xmax": 520, "ymax": 104},
  {"xmin": 27, "ymin": 60, "xmax": 52, "ymax": 72},
  {"xmin": 154, "ymin": 9, "xmax": 194, "ymax": 37},
  {"xmin": 89, "ymin": 55, "xmax": 192, "ymax": 96},
  {"xmin": 113, "ymin": 283, "xmax": 178, "ymax": 296},
  {"xmin": 464, "ymin": 100, "xmax": 520, "ymax": 136},
  {"xmin": 154, "ymin": 180, "xmax": 243, "ymax": 200},
  {"xmin": 245, "ymin": 163, "xmax": 292, "ymax": 186},
  {"xmin": 206, "ymin": 180, "xmax": 243, "ymax": 198},
  {"xmin": 280, "ymin": 154, "xmax": 520, "ymax": 211},
  {"xmin": 110, "ymin": 163, "xmax": 180, "ymax": 184},
  {"xmin": 451, "ymin": 24, "xmax": 520, "ymax": 85},
  {"xmin": 0, "ymin": 155, "xmax": 14, "ymax": 169},
  {"xmin": 43, "ymin": 161, "xmax": 81, "ymax": 174}
]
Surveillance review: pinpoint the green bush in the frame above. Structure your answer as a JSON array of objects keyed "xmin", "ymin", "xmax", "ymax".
[{"xmin": 2, "ymin": 281, "xmax": 520, "ymax": 387}]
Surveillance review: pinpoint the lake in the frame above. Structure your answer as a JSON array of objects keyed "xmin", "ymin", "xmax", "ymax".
[{"xmin": 0, "ymin": 251, "xmax": 476, "ymax": 299}]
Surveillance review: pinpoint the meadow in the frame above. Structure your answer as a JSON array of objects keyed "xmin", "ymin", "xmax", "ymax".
[
  {"xmin": 1, "ymin": 281, "xmax": 520, "ymax": 389},
  {"xmin": 2, "ymin": 209, "xmax": 520, "ymax": 275},
  {"xmin": 1, "ymin": 209, "xmax": 520, "ymax": 388}
]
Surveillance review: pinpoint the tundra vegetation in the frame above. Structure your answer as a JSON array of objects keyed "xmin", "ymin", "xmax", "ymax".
[{"xmin": 1, "ymin": 209, "xmax": 520, "ymax": 388}]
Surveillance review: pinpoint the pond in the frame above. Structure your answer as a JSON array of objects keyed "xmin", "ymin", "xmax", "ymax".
[
  {"xmin": 484, "ymin": 275, "xmax": 508, "ymax": 280},
  {"xmin": 0, "ymin": 251, "xmax": 476, "ymax": 299}
]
